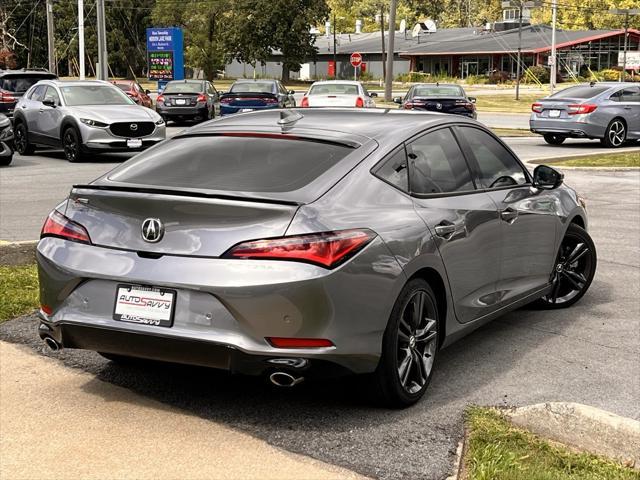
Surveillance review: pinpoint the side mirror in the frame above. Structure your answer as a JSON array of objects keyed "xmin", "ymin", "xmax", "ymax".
[
  {"xmin": 370, "ymin": 92, "xmax": 378, "ymax": 98},
  {"xmin": 42, "ymin": 98, "xmax": 57, "ymax": 108},
  {"xmin": 468, "ymin": 96, "xmax": 477, "ymax": 103},
  {"xmin": 393, "ymin": 97, "xmax": 403, "ymax": 104},
  {"xmin": 145, "ymin": 89, "xmax": 151, "ymax": 95},
  {"xmin": 533, "ymin": 165, "xmax": 563, "ymax": 190},
  {"xmin": 218, "ymin": 90, "xmax": 225, "ymax": 95},
  {"xmin": 288, "ymin": 90, "xmax": 295, "ymax": 95}
]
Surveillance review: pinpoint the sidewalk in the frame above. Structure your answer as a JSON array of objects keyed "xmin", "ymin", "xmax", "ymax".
[{"xmin": 0, "ymin": 341, "xmax": 365, "ymax": 480}]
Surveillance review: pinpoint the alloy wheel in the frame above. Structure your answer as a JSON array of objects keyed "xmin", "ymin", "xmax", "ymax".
[
  {"xmin": 544, "ymin": 236, "xmax": 593, "ymax": 305},
  {"xmin": 15, "ymin": 124, "xmax": 27, "ymax": 153},
  {"xmin": 396, "ymin": 290, "xmax": 438, "ymax": 394},
  {"xmin": 63, "ymin": 130, "xmax": 78, "ymax": 162},
  {"xmin": 608, "ymin": 120, "xmax": 626, "ymax": 147}
]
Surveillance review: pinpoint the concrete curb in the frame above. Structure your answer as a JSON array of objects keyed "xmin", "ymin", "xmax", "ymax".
[
  {"xmin": 505, "ymin": 402, "xmax": 640, "ymax": 468},
  {"xmin": 0, "ymin": 241, "xmax": 38, "ymax": 266}
]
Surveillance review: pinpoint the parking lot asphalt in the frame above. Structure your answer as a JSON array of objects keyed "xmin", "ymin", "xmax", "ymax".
[
  {"xmin": 1, "ymin": 122, "xmax": 638, "ymax": 241},
  {"xmin": 1, "ymin": 168, "xmax": 638, "ymax": 480}
]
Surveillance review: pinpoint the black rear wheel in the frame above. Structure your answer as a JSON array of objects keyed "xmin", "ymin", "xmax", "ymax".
[
  {"xmin": 372, "ymin": 279, "xmax": 439, "ymax": 407},
  {"xmin": 543, "ymin": 134, "xmax": 566, "ymax": 145},
  {"xmin": 533, "ymin": 223, "xmax": 597, "ymax": 309},
  {"xmin": 14, "ymin": 122, "xmax": 35, "ymax": 155}
]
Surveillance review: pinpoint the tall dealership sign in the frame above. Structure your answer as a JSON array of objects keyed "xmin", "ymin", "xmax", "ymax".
[{"xmin": 146, "ymin": 27, "xmax": 184, "ymax": 90}]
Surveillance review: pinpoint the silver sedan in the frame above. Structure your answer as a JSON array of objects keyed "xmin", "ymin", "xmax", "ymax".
[
  {"xmin": 530, "ymin": 82, "xmax": 640, "ymax": 147},
  {"xmin": 13, "ymin": 80, "xmax": 166, "ymax": 162}
]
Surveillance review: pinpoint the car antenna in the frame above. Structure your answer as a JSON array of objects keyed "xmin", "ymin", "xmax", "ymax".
[
  {"xmin": 436, "ymin": 81, "xmax": 439, "ymax": 86},
  {"xmin": 278, "ymin": 109, "xmax": 303, "ymax": 128}
]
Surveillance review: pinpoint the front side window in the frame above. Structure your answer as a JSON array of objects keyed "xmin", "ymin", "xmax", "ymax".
[
  {"xmin": 373, "ymin": 146, "xmax": 409, "ymax": 192},
  {"xmin": 457, "ymin": 127, "xmax": 528, "ymax": 189},
  {"xmin": 44, "ymin": 86, "xmax": 60, "ymax": 105},
  {"xmin": 407, "ymin": 128, "xmax": 475, "ymax": 195},
  {"xmin": 29, "ymin": 85, "xmax": 47, "ymax": 101}
]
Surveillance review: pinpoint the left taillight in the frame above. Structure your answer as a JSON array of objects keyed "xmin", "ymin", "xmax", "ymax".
[
  {"xmin": 41, "ymin": 210, "xmax": 91, "ymax": 244},
  {"xmin": 355, "ymin": 96, "xmax": 364, "ymax": 108},
  {"xmin": 222, "ymin": 229, "xmax": 377, "ymax": 269}
]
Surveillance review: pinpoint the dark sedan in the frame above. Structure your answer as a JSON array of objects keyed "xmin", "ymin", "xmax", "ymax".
[
  {"xmin": 219, "ymin": 79, "xmax": 295, "ymax": 115},
  {"xmin": 36, "ymin": 108, "xmax": 595, "ymax": 407},
  {"xmin": 394, "ymin": 84, "xmax": 477, "ymax": 119},
  {"xmin": 156, "ymin": 79, "xmax": 220, "ymax": 124}
]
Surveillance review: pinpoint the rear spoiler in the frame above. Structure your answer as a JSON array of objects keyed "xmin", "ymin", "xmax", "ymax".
[
  {"xmin": 71, "ymin": 184, "xmax": 302, "ymax": 207},
  {"xmin": 174, "ymin": 131, "xmax": 361, "ymax": 149}
]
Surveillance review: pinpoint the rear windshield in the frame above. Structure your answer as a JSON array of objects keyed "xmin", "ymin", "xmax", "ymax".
[
  {"xmin": 230, "ymin": 82, "xmax": 275, "ymax": 94},
  {"xmin": 113, "ymin": 83, "xmax": 131, "ymax": 92},
  {"xmin": 163, "ymin": 82, "xmax": 202, "ymax": 94},
  {"xmin": 60, "ymin": 85, "xmax": 134, "ymax": 105},
  {"xmin": 412, "ymin": 85, "xmax": 463, "ymax": 97},
  {"xmin": 107, "ymin": 135, "xmax": 353, "ymax": 193},
  {"xmin": 309, "ymin": 83, "xmax": 359, "ymax": 95},
  {"xmin": 0, "ymin": 74, "xmax": 56, "ymax": 93},
  {"xmin": 550, "ymin": 86, "xmax": 609, "ymax": 99}
]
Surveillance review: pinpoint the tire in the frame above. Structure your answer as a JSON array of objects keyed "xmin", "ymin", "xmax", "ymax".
[
  {"xmin": 543, "ymin": 134, "xmax": 566, "ymax": 145},
  {"xmin": 601, "ymin": 118, "xmax": 626, "ymax": 148},
  {"xmin": 532, "ymin": 223, "xmax": 597, "ymax": 309},
  {"xmin": 14, "ymin": 122, "xmax": 35, "ymax": 155},
  {"xmin": 0, "ymin": 154, "xmax": 12, "ymax": 166},
  {"xmin": 62, "ymin": 126, "xmax": 84, "ymax": 162},
  {"xmin": 372, "ymin": 279, "xmax": 440, "ymax": 408}
]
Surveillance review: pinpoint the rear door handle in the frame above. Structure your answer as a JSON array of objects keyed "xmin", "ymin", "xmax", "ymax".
[
  {"xmin": 434, "ymin": 221, "xmax": 458, "ymax": 239},
  {"xmin": 500, "ymin": 208, "xmax": 519, "ymax": 223}
]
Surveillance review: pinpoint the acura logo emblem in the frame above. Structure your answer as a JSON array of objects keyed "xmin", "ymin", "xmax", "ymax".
[
  {"xmin": 130, "ymin": 123, "xmax": 138, "ymax": 131},
  {"xmin": 141, "ymin": 218, "xmax": 163, "ymax": 243}
]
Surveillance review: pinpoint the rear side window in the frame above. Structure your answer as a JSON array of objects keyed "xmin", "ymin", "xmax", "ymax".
[
  {"xmin": 551, "ymin": 86, "xmax": 609, "ymax": 99},
  {"xmin": 407, "ymin": 128, "xmax": 475, "ymax": 195},
  {"xmin": 374, "ymin": 146, "xmax": 409, "ymax": 192},
  {"xmin": 457, "ymin": 127, "xmax": 528, "ymax": 189},
  {"xmin": 0, "ymin": 75, "xmax": 55, "ymax": 93},
  {"xmin": 622, "ymin": 87, "xmax": 640, "ymax": 103},
  {"xmin": 108, "ymin": 136, "xmax": 353, "ymax": 193}
]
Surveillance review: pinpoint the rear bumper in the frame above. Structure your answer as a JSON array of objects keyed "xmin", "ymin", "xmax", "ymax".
[
  {"xmin": 36, "ymin": 236, "xmax": 404, "ymax": 376},
  {"xmin": 529, "ymin": 116, "xmax": 605, "ymax": 139},
  {"xmin": 156, "ymin": 105, "xmax": 208, "ymax": 118},
  {"xmin": 220, "ymin": 104, "xmax": 279, "ymax": 115}
]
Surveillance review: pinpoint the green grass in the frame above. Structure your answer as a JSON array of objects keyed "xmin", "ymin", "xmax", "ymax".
[
  {"xmin": 491, "ymin": 128, "xmax": 535, "ymax": 137},
  {"xmin": 544, "ymin": 152, "xmax": 640, "ymax": 167},
  {"xmin": 464, "ymin": 407, "xmax": 639, "ymax": 480},
  {"xmin": 0, "ymin": 264, "xmax": 39, "ymax": 323},
  {"xmin": 474, "ymin": 94, "xmax": 540, "ymax": 113}
]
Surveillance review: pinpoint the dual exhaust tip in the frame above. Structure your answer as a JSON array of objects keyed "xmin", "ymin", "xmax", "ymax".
[{"xmin": 43, "ymin": 336, "xmax": 61, "ymax": 352}]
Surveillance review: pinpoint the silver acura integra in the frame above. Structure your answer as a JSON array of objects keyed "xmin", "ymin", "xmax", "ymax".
[
  {"xmin": 13, "ymin": 80, "xmax": 165, "ymax": 162},
  {"xmin": 37, "ymin": 109, "xmax": 596, "ymax": 407}
]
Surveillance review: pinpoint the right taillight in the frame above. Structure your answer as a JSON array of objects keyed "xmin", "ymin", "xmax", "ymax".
[
  {"xmin": 41, "ymin": 210, "xmax": 91, "ymax": 244},
  {"xmin": 222, "ymin": 229, "xmax": 377, "ymax": 269},
  {"xmin": 300, "ymin": 96, "xmax": 309, "ymax": 108},
  {"xmin": 531, "ymin": 103, "xmax": 543, "ymax": 113},
  {"xmin": 355, "ymin": 96, "xmax": 364, "ymax": 108},
  {"xmin": 568, "ymin": 104, "xmax": 597, "ymax": 115}
]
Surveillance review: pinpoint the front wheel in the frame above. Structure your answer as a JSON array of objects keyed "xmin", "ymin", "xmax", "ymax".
[
  {"xmin": 533, "ymin": 223, "xmax": 597, "ymax": 309},
  {"xmin": 62, "ymin": 127, "xmax": 84, "ymax": 162},
  {"xmin": 601, "ymin": 119, "xmax": 626, "ymax": 148},
  {"xmin": 372, "ymin": 279, "xmax": 440, "ymax": 408},
  {"xmin": 543, "ymin": 134, "xmax": 566, "ymax": 145}
]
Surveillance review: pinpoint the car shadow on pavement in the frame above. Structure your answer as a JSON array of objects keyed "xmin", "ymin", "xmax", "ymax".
[{"xmin": 24, "ymin": 149, "xmax": 135, "ymax": 163}]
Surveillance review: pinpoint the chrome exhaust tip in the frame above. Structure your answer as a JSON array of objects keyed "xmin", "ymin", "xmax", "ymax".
[
  {"xmin": 269, "ymin": 371, "xmax": 304, "ymax": 387},
  {"xmin": 43, "ymin": 336, "xmax": 61, "ymax": 352}
]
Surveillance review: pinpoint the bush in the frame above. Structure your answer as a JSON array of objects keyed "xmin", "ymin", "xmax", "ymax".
[
  {"xmin": 487, "ymin": 70, "xmax": 510, "ymax": 84},
  {"xmin": 523, "ymin": 65, "xmax": 550, "ymax": 83},
  {"xmin": 395, "ymin": 71, "xmax": 431, "ymax": 83},
  {"xmin": 465, "ymin": 75, "xmax": 488, "ymax": 85}
]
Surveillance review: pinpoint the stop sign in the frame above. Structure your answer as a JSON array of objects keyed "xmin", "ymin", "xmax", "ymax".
[{"xmin": 350, "ymin": 52, "xmax": 362, "ymax": 68}]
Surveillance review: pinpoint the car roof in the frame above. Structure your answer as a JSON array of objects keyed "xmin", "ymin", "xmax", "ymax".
[
  {"xmin": 185, "ymin": 108, "xmax": 477, "ymax": 145},
  {"xmin": 0, "ymin": 69, "xmax": 56, "ymax": 77},
  {"xmin": 311, "ymin": 80, "xmax": 362, "ymax": 86},
  {"xmin": 233, "ymin": 79, "xmax": 277, "ymax": 83},
  {"xmin": 412, "ymin": 83, "xmax": 462, "ymax": 87},
  {"xmin": 39, "ymin": 80, "xmax": 115, "ymax": 87},
  {"xmin": 166, "ymin": 79, "xmax": 203, "ymax": 84}
]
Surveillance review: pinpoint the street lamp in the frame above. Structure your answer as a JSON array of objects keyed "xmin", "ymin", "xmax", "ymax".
[{"xmin": 608, "ymin": 9, "xmax": 640, "ymax": 81}]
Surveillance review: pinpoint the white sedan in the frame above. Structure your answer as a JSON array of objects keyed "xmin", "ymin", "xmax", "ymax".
[{"xmin": 300, "ymin": 81, "xmax": 377, "ymax": 108}]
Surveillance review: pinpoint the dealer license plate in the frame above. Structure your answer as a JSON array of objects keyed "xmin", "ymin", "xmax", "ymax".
[
  {"xmin": 113, "ymin": 284, "xmax": 176, "ymax": 327},
  {"xmin": 549, "ymin": 109, "xmax": 561, "ymax": 118},
  {"xmin": 176, "ymin": 99, "xmax": 186, "ymax": 105},
  {"xmin": 241, "ymin": 108, "xmax": 254, "ymax": 112},
  {"xmin": 127, "ymin": 138, "xmax": 142, "ymax": 148}
]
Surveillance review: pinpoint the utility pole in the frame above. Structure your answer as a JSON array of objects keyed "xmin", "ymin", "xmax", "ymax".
[
  {"xmin": 515, "ymin": 4, "xmax": 523, "ymax": 100},
  {"xmin": 96, "ymin": 0, "xmax": 108, "ymax": 80},
  {"xmin": 384, "ymin": 0, "xmax": 397, "ymax": 102},
  {"xmin": 46, "ymin": 0, "xmax": 55, "ymax": 74},
  {"xmin": 78, "ymin": 0, "xmax": 85, "ymax": 79},
  {"xmin": 608, "ymin": 9, "xmax": 640, "ymax": 81},
  {"xmin": 380, "ymin": 7, "xmax": 386, "ymax": 83},
  {"xmin": 333, "ymin": 13, "xmax": 337, "ymax": 79},
  {"xmin": 549, "ymin": 0, "xmax": 557, "ymax": 94}
]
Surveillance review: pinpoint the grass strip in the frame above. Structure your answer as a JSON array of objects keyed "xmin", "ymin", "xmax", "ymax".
[
  {"xmin": 545, "ymin": 152, "xmax": 640, "ymax": 167},
  {"xmin": 464, "ymin": 406, "xmax": 639, "ymax": 480},
  {"xmin": 0, "ymin": 264, "xmax": 39, "ymax": 323}
]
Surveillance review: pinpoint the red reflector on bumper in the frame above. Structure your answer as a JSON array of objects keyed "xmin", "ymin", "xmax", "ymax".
[
  {"xmin": 266, "ymin": 337, "xmax": 334, "ymax": 348},
  {"xmin": 41, "ymin": 304, "xmax": 53, "ymax": 315}
]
